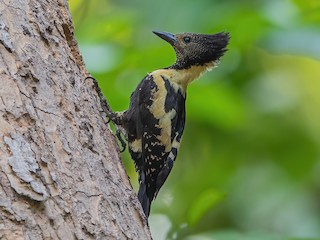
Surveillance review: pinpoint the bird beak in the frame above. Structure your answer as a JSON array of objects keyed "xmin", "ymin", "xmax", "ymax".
[{"xmin": 153, "ymin": 31, "xmax": 176, "ymax": 45}]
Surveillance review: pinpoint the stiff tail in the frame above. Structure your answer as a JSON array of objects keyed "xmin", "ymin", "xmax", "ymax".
[{"xmin": 138, "ymin": 181, "xmax": 151, "ymax": 217}]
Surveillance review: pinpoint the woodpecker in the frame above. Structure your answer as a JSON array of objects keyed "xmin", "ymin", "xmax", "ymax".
[{"xmin": 102, "ymin": 31, "xmax": 229, "ymax": 217}]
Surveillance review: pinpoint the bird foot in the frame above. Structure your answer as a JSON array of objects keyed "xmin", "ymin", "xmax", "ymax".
[{"xmin": 85, "ymin": 75, "xmax": 127, "ymax": 152}]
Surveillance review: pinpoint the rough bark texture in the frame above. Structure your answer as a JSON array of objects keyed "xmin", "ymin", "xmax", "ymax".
[{"xmin": 0, "ymin": 0, "xmax": 151, "ymax": 239}]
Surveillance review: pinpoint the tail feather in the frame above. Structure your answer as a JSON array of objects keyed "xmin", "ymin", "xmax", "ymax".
[{"xmin": 138, "ymin": 181, "xmax": 151, "ymax": 217}]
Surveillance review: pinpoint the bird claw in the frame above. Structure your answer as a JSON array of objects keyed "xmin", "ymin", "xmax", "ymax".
[
  {"xmin": 85, "ymin": 75, "xmax": 113, "ymax": 120},
  {"xmin": 85, "ymin": 75, "xmax": 127, "ymax": 152},
  {"xmin": 116, "ymin": 127, "xmax": 127, "ymax": 152}
]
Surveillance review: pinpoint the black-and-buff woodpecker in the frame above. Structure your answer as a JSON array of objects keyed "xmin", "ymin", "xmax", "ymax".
[{"xmin": 101, "ymin": 30, "xmax": 229, "ymax": 217}]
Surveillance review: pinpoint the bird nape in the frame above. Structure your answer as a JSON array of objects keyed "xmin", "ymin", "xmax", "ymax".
[{"xmin": 105, "ymin": 30, "xmax": 230, "ymax": 218}]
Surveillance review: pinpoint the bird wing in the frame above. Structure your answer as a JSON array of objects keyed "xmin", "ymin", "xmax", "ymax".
[
  {"xmin": 138, "ymin": 74, "xmax": 186, "ymax": 200},
  {"xmin": 153, "ymin": 76, "xmax": 186, "ymax": 195},
  {"xmin": 126, "ymin": 73, "xmax": 186, "ymax": 216}
]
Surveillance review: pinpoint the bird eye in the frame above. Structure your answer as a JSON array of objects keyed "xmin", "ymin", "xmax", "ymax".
[{"xmin": 183, "ymin": 36, "xmax": 191, "ymax": 44}]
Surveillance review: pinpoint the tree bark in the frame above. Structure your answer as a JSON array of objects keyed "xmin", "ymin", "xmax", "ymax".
[{"xmin": 0, "ymin": 0, "xmax": 151, "ymax": 239}]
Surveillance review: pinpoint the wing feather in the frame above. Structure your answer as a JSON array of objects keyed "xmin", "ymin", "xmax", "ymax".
[{"xmin": 125, "ymin": 73, "xmax": 186, "ymax": 216}]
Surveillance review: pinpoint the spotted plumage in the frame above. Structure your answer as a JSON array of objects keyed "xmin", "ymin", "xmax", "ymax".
[{"xmin": 105, "ymin": 30, "xmax": 230, "ymax": 217}]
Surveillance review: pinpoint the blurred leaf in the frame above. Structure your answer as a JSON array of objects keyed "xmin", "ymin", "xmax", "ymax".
[
  {"xmin": 292, "ymin": 0, "xmax": 320, "ymax": 22},
  {"xmin": 188, "ymin": 82, "xmax": 246, "ymax": 130},
  {"xmin": 188, "ymin": 189, "xmax": 225, "ymax": 226}
]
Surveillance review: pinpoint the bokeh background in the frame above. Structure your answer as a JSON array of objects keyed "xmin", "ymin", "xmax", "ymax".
[{"xmin": 69, "ymin": 0, "xmax": 320, "ymax": 239}]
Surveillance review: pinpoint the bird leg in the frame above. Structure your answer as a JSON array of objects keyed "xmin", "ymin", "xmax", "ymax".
[{"xmin": 85, "ymin": 76, "xmax": 127, "ymax": 152}]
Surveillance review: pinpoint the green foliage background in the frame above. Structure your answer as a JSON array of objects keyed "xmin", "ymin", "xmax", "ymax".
[{"xmin": 69, "ymin": 0, "xmax": 320, "ymax": 239}]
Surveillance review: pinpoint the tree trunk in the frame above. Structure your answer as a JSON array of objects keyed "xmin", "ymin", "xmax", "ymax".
[{"xmin": 0, "ymin": 0, "xmax": 151, "ymax": 239}]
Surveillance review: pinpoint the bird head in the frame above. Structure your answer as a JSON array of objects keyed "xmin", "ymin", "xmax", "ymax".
[{"xmin": 153, "ymin": 31, "xmax": 230, "ymax": 69}]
